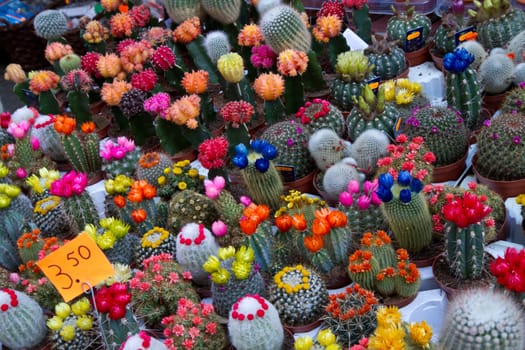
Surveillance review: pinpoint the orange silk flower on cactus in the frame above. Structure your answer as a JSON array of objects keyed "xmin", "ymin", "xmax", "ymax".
[
  {"xmin": 83, "ymin": 20, "xmax": 110, "ymax": 44},
  {"xmin": 238, "ymin": 24, "xmax": 263, "ymax": 47},
  {"xmin": 110, "ymin": 13, "xmax": 134, "ymax": 38},
  {"xmin": 312, "ymin": 15, "xmax": 342, "ymax": 43},
  {"xmin": 100, "ymin": 0, "xmax": 120, "ymax": 12},
  {"xmin": 44, "ymin": 42, "xmax": 73, "ymax": 64},
  {"xmin": 181, "ymin": 70, "xmax": 209, "ymax": 94},
  {"xmin": 101, "ymin": 79, "xmax": 132, "ymax": 106},
  {"xmin": 164, "ymin": 94, "xmax": 201, "ymax": 129},
  {"xmin": 29, "ymin": 70, "xmax": 60, "ymax": 94},
  {"xmin": 173, "ymin": 17, "xmax": 201, "ymax": 44},
  {"xmin": 253, "ymin": 73, "xmax": 284, "ymax": 101},
  {"xmin": 97, "ymin": 53, "xmax": 123, "ymax": 79},
  {"xmin": 120, "ymin": 40, "xmax": 154, "ymax": 72},
  {"xmin": 277, "ymin": 49, "xmax": 309, "ymax": 77},
  {"xmin": 54, "ymin": 115, "xmax": 77, "ymax": 135}
]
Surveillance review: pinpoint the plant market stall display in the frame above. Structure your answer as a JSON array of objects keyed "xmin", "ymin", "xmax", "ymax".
[{"xmin": 2, "ymin": 0, "xmax": 525, "ymax": 348}]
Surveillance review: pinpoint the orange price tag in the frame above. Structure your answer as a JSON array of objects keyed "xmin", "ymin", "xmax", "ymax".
[
  {"xmin": 37, "ymin": 233, "xmax": 114, "ymax": 302},
  {"xmin": 407, "ymin": 31, "xmax": 421, "ymax": 41},
  {"xmin": 368, "ymin": 81, "xmax": 379, "ymax": 90},
  {"xmin": 459, "ymin": 31, "xmax": 477, "ymax": 42}
]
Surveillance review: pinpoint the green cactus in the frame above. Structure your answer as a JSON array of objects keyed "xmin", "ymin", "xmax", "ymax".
[
  {"xmin": 201, "ymin": 0, "xmax": 241, "ymax": 24},
  {"xmin": 475, "ymin": 112, "xmax": 525, "ymax": 181},
  {"xmin": 348, "ymin": 250, "xmax": 380, "ymax": 291},
  {"xmin": 269, "ymin": 265, "xmax": 328, "ymax": 327},
  {"xmin": 308, "ymin": 128, "xmax": 349, "ymax": 171},
  {"xmin": 203, "ymin": 31, "xmax": 232, "ymax": 64},
  {"xmin": 359, "ymin": 230, "xmax": 397, "ymax": 269},
  {"xmin": 164, "ymin": 0, "xmax": 203, "ymax": 23},
  {"xmin": 99, "ymin": 308, "xmax": 141, "ymax": 350},
  {"xmin": 502, "ymin": 81, "xmax": 525, "ymax": 114},
  {"xmin": 242, "ymin": 161, "xmax": 283, "ymax": 211},
  {"xmin": 439, "ymin": 288, "xmax": 525, "ymax": 350},
  {"xmin": 0, "ymin": 212, "xmax": 25, "ymax": 271},
  {"xmin": 259, "ymin": 5, "xmax": 311, "ymax": 53},
  {"xmin": 0, "ymin": 185, "xmax": 32, "ymax": 220},
  {"xmin": 457, "ymin": 40, "xmax": 487, "ymax": 69},
  {"xmin": 386, "ymin": 4, "xmax": 432, "ymax": 52},
  {"xmin": 33, "ymin": 195, "xmax": 75, "ymax": 238},
  {"xmin": 101, "ymin": 148, "xmax": 141, "ymax": 179},
  {"xmin": 261, "ymin": 120, "xmax": 316, "ymax": 181},
  {"xmin": 136, "ymin": 151, "xmax": 173, "ymax": 189},
  {"xmin": 135, "ymin": 226, "xmax": 177, "ymax": 267},
  {"xmin": 63, "ymin": 192, "xmax": 99, "ymax": 233},
  {"xmin": 248, "ymin": 220, "xmax": 274, "ymax": 273},
  {"xmin": 296, "ymin": 99, "xmax": 346, "ymax": 137},
  {"xmin": 167, "ymin": 190, "xmax": 220, "ymax": 232},
  {"xmin": 331, "ymin": 50, "xmax": 375, "ymax": 111},
  {"xmin": 33, "ymin": 9, "xmax": 68, "ymax": 40},
  {"xmin": 228, "ymin": 295, "xmax": 284, "ymax": 350},
  {"xmin": 176, "ymin": 223, "xmax": 220, "ymax": 285},
  {"xmin": 346, "ymin": 84, "xmax": 399, "ymax": 141},
  {"xmin": 365, "ymin": 35, "xmax": 408, "ymax": 80},
  {"xmin": 375, "ymin": 268, "xmax": 396, "ymax": 296},
  {"xmin": 350, "ymin": 128, "xmax": 390, "ymax": 176},
  {"xmin": 445, "ymin": 221, "xmax": 485, "ymax": 279},
  {"xmin": 339, "ymin": 202, "xmax": 388, "ymax": 249},
  {"xmin": 104, "ymin": 234, "xmax": 141, "ymax": 266},
  {"xmin": 394, "ymin": 261, "xmax": 421, "ymax": 298},
  {"xmin": 404, "ymin": 105, "xmax": 468, "ymax": 166},
  {"xmin": 59, "ymin": 54, "xmax": 82, "ymax": 74},
  {"xmin": 0, "ymin": 289, "xmax": 47, "ymax": 350},
  {"xmin": 433, "ymin": 11, "xmax": 471, "ymax": 56},
  {"xmin": 479, "ymin": 52, "xmax": 515, "ymax": 94},
  {"xmin": 61, "ymin": 132, "xmax": 102, "ymax": 176}
]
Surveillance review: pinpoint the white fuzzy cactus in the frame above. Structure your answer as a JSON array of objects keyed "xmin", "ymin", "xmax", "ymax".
[
  {"xmin": 350, "ymin": 128, "xmax": 390, "ymax": 176},
  {"xmin": 203, "ymin": 31, "xmax": 231, "ymax": 64},
  {"xmin": 308, "ymin": 128, "xmax": 351, "ymax": 171},
  {"xmin": 322, "ymin": 158, "xmax": 362, "ymax": 202},
  {"xmin": 121, "ymin": 331, "xmax": 168, "ymax": 350},
  {"xmin": 458, "ymin": 40, "xmax": 487, "ymax": 70},
  {"xmin": 176, "ymin": 223, "xmax": 220, "ymax": 285},
  {"xmin": 228, "ymin": 294, "xmax": 284, "ymax": 350},
  {"xmin": 479, "ymin": 52, "xmax": 515, "ymax": 94}
]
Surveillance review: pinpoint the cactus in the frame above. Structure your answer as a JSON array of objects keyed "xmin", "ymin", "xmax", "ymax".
[
  {"xmin": 136, "ymin": 151, "xmax": 173, "ymax": 188},
  {"xmin": 259, "ymin": 5, "xmax": 311, "ymax": 53},
  {"xmin": 31, "ymin": 115, "xmax": 67, "ymax": 162},
  {"xmin": 164, "ymin": 0, "xmax": 203, "ymax": 23},
  {"xmin": 296, "ymin": 99, "xmax": 346, "ymax": 137},
  {"xmin": 60, "ymin": 130, "xmax": 102, "ymax": 176},
  {"xmin": 156, "ymin": 159, "xmax": 204, "ymax": 201},
  {"xmin": 365, "ymin": 35, "xmax": 408, "ymax": 80},
  {"xmin": 33, "ymin": 195, "xmax": 74, "ymax": 238},
  {"xmin": 176, "ymin": 223, "xmax": 220, "ymax": 285},
  {"xmin": 439, "ymin": 288, "xmax": 525, "ymax": 350},
  {"xmin": 33, "ymin": 9, "xmax": 68, "ymax": 40},
  {"xmin": 444, "ymin": 48, "xmax": 483, "ymax": 130},
  {"xmin": 322, "ymin": 158, "xmax": 361, "ymax": 203},
  {"xmin": 167, "ymin": 190, "xmax": 220, "ymax": 232},
  {"xmin": 228, "ymin": 294, "xmax": 284, "ymax": 350},
  {"xmin": 349, "ymin": 128, "xmax": 390, "ymax": 176},
  {"xmin": 269, "ymin": 265, "xmax": 328, "ymax": 327},
  {"xmin": 457, "ymin": 40, "xmax": 487, "ymax": 69},
  {"xmin": 203, "ymin": 31, "xmax": 232, "ymax": 64},
  {"xmin": 59, "ymin": 54, "xmax": 82, "ymax": 74},
  {"xmin": 404, "ymin": 105, "xmax": 468, "ymax": 166},
  {"xmin": 330, "ymin": 50, "xmax": 375, "ymax": 111},
  {"xmin": 394, "ymin": 260, "xmax": 421, "ymax": 298},
  {"xmin": 346, "ymin": 84, "xmax": 399, "ymax": 141},
  {"xmin": 513, "ymin": 63, "xmax": 525, "ymax": 85},
  {"xmin": 121, "ymin": 332, "xmax": 168, "ymax": 350},
  {"xmin": 63, "ymin": 191, "xmax": 99, "ymax": 233},
  {"xmin": 0, "ymin": 129, "xmax": 14, "ymax": 147},
  {"xmin": 479, "ymin": 51, "xmax": 515, "ymax": 94},
  {"xmin": 135, "ymin": 226, "xmax": 177, "ymax": 267},
  {"xmin": 502, "ymin": 81, "xmax": 525, "ymax": 114},
  {"xmin": 445, "ymin": 221, "xmax": 485, "ymax": 279},
  {"xmin": 360, "ymin": 230, "xmax": 397, "ymax": 269},
  {"xmin": 507, "ymin": 29, "xmax": 525, "ymax": 63},
  {"xmin": 100, "ymin": 138, "xmax": 141, "ymax": 179},
  {"xmin": 386, "ymin": 5, "xmax": 432, "ymax": 52},
  {"xmin": 0, "ymin": 212, "xmax": 25, "ymax": 271},
  {"xmin": 0, "ymin": 184, "xmax": 32, "ymax": 219},
  {"xmin": 475, "ymin": 112, "xmax": 525, "ymax": 181},
  {"xmin": 201, "ymin": 0, "xmax": 241, "ymax": 24},
  {"xmin": 0, "ymin": 289, "xmax": 47, "ymax": 350},
  {"xmin": 308, "ymin": 128, "xmax": 350, "ymax": 171},
  {"xmin": 261, "ymin": 120, "xmax": 316, "ymax": 181},
  {"xmin": 348, "ymin": 250, "xmax": 380, "ymax": 290}
]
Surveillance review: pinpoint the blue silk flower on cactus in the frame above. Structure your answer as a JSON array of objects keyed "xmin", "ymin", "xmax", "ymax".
[
  {"xmin": 376, "ymin": 171, "xmax": 423, "ymax": 204},
  {"xmin": 232, "ymin": 140, "xmax": 278, "ymax": 173},
  {"xmin": 443, "ymin": 47, "xmax": 475, "ymax": 74}
]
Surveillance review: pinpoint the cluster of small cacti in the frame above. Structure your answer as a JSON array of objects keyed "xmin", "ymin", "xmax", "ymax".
[
  {"xmin": 365, "ymin": 35, "xmax": 407, "ymax": 80},
  {"xmin": 308, "ymin": 128, "xmax": 351, "ymax": 172},
  {"xmin": 296, "ymin": 99, "xmax": 346, "ymax": 137},
  {"xmin": 269, "ymin": 265, "xmax": 328, "ymax": 326},
  {"xmin": 259, "ymin": 5, "xmax": 311, "ymax": 53},
  {"xmin": 386, "ymin": 4, "xmax": 432, "ymax": 52}
]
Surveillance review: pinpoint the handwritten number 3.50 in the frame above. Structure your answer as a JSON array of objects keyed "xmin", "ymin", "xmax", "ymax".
[{"xmin": 47, "ymin": 245, "xmax": 91, "ymax": 290}]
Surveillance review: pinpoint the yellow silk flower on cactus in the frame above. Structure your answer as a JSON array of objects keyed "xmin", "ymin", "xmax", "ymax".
[
  {"xmin": 238, "ymin": 24, "xmax": 263, "ymax": 47},
  {"xmin": 181, "ymin": 70, "xmax": 209, "ymax": 94},
  {"xmin": 312, "ymin": 15, "xmax": 342, "ymax": 43},
  {"xmin": 173, "ymin": 17, "xmax": 201, "ymax": 44},
  {"xmin": 44, "ymin": 42, "xmax": 73, "ymax": 64},
  {"xmin": 376, "ymin": 305, "xmax": 402, "ymax": 329},
  {"xmin": 253, "ymin": 73, "xmax": 284, "ymax": 101},
  {"xmin": 383, "ymin": 78, "xmax": 423, "ymax": 106},
  {"xmin": 408, "ymin": 321, "xmax": 433, "ymax": 348},
  {"xmin": 97, "ymin": 53, "xmax": 123, "ymax": 79},
  {"xmin": 101, "ymin": 79, "xmax": 132, "ymax": 106},
  {"xmin": 277, "ymin": 49, "xmax": 309, "ymax": 77},
  {"xmin": 203, "ymin": 246, "xmax": 255, "ymax": 284},
  {"xmin": 517, "ymin": 194, "xmax": 525, "ymax": 205},
  {"xmin": 83, "ymin": 20, "xmax": 110, "ymax": 44},
  {"xmin": 217, "ymin": 53, "xmax": 244, "ymax": 83},
  {"xmin": 26, "ymin": 167, "xmax": 60, "ymax": 194},
  {"xmin": 29, "ymin": 70, "xmax": 59, "ymax": 94},
  {"xmin": 109, "ymin": 12, "xmax": 134, "ymax": 38},
  {"xmin": 368, "ymin": 327, "xmax": 407, "ymax": 350},
  {"xmin": 164, "ymin": 94, "xmax": 201, "ymax": 129},
  {"xmin": 4, "ymin": 63, "xmax": 26, "ymax": 84},
  {"xmin": 294, "ymin": 329, "xmax": 341, "ymax": 350}
]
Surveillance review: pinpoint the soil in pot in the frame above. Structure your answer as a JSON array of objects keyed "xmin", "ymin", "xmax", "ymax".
[{"xmin": 380, "ymin": 293, "xmax": 418, "ymax": 308}]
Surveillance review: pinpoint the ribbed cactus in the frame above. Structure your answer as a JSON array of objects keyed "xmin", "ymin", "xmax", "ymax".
[
  {"xmin": 101, "ymin": 138, "xmax": 141, "ymax": 179},
  {"xmin": 203, "ymin": 31, "xmax": 232, "ymax": 64},
  {"xmin": 63, "ymin": 192, "xmax": 99, "ymax": 233},
  {"xmin": 346, "ymin": 84, "xmax": 399, "ymax": 141},
  {"xmin": 33, "ymin": 9, "xmax": 68, "ymax": 40},
  {"xmin": 176, "ymin": 223, "xmax": 220, "ymax": 285},
  {"xmin": 0, "ymin": 185, "xmax": 32, "ymax": 219},
  {"xmin": 269, "ymin": 265, "xmax": 328, "ymax": 327},
  {"xmin": 228, "ymin": 295, "xmax": 284, "ymax": 350},
  {"xmin": 479, "ymin": 51, "xmax": 515, "ymax": 94},
  {"xmin": 296, "ymin": 99, "xmax": 346, "ymax": 137},
  {"xmin": 136, "ymin": 152, "xmax": 173, "ymax": 188},
  {"xmin": 404, "ymin": 105, "xmax": 468, "ymax": 166},
  {"xmin": 348, "ymin": 250, "xmax": 380, "ymax": 290},
  {"xmin": 261, "ymin": 120, "xmax": 316, "ymax": 180},
  {"xmin": 167, "ymin": 190, "xmax": 220, "ymax": 232},
  {"xmin": 457, "ymin": 40, "xmax": 487, "ymax": 69},
  {"xmin": 33, "ymin": 195, "xmax": 74, "ymax": 238},
  {"xmin": 331, "ymin": 50, "xmax": 375, "ymax": 111},
  {"xmin": 31, "ymin": 115, "xmax": 67, "ymax": 162},
  {"xmin": 349, "ymin": 128, "xmax": 390, "ymax": 176},
  {"xmin": 365, "ymin": 35, "xmax": 407, "ymax": 80},
  {"xmin": 61, "ymin": 131, "xmax": 102, "ymax": 176},
  {"xmin": 322, "ymin": 158, "xmax": 361, "ymax": 203},
  {"xmin": 475, "ymin": 112, "xmax": 525, "ymax": 181},
  {"xmin": 104, "ymin": 234, "xmax": 141, "ymax": 266},
  {"xmin": 201, "ymin": 0, "xmax": 241, "ymax": 24},
  {"xmin": 0, "ymin": 289, "xmax": 47, "ymax": 350},
  {"xmin": 308, "ymin": 128, "xmax": 350, "ymax": 171},
  {"xmin": 135, "ymin": 227, "xmax": 177, "ymax": 266},
  {"xmin": 439, "ymin": 288, "xmax": 525, "ymax": 350},
  {"xmin": 507, "ymin": 29, "xmax": 525, "ymax": 63},
  {"xmin": 359, "ymin": 230, "xmax": 397, "ymax": 269},
  {"xmin": 444, "ymin": 48, "xmax": 483, "ymax": 130},
  {"xmin": 0, "ymin": 211, "xmax": 25, "ymax": 271},
  {"xmin": 386, "ymin": 5, "xmax": 432, "ymax": 52},
  {"xmin": 445, "ymin": 221, "xmax": 485, "ymax": 279},
  {"xmin": 164, "ymin": 0, "xmax": 204, "ymax": 23},
  {"xmin": 259, "ymin": 5, "xmax": 311, "ymax": 53}
]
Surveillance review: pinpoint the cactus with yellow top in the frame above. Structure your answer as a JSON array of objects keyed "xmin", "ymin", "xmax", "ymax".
[
  {"xmin": 294, "ymin": 329, "xmax": 343, "ymax": 350},
  {"xmin": 156, "ymin": 159, "xmax": 204, "ymax": 201},
  {"xmin": 203, "ymin": 245, "xmax": 266, "ymax": 318},
  {"xmin": 382, "ymin": 78, "xmax": 427, "ymax": 119},
  {"xmin": 135, "ymin": 226, "xmax": 178, "ymax": 267}
]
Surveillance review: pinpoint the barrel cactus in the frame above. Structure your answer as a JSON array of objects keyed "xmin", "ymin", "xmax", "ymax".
[
  {"xmin": 295, "ymin": 98, "xmax": 346, "ymax": 137},
  {"xmin": 365, "ymin": 35, "xmax": 407, "ymax": 80},
  {"xmin": 201, "ymin": 0, "xmax": 241, "ymax": 24},
  {"xmin": 164, "ymin": 0, "xmax": 204, "ymax": 23},
  {"xmin": 135, "ymin": 226, "xmax": 178, "ymax": 266},
  {"xmin": 136, "ymin": 151, "xmax": 173, "ymax": 188},
  {"xmin": 203, "ymin": 31, "xmax": 231, "ymax": 64},
  {"xmin": 259, "ymin": 5, "xmax": 311, "ymax": 53},
  {"xmin": 479, "ymin": 51, "xmax": 515, "ymax": 94},
  {"xmin": 167, "ymin": 190, "xmax": 220, "ymax": 232},
  {"xmin": 33, "ymin": 9, "xmax": 68, "ymax": 40},
  {"xmin": 507, "ymin": 29, "xmax": 525, "ymax": 64},
  {"xmin": 457, "ymin": 40, "xmax": 487, "ymax": 70},
  {"xmin": 349, "ymin": 128, "xmax": 390, "ymax": 176},
  {"xmin": 386, "ymin": 4, "xmax": 432, "ymax": 52},
  {"xmin": 308, "ymin": 128, "xmax": 350, "ymax": 171}
]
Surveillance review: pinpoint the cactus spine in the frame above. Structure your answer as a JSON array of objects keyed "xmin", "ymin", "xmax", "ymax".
[
  {"xmin": 61, "ymin": 131, "xmax": 102, "ymax": 176},
  {"xmin": 259, "ymin": 5, "xmax": 311, "ymax": 53},
  {"xmin": 33, "ymin": 9, "xmax": 68, "ymax": 40},
  {"xmin": 445, "ymin": 221, "xmax": 485, "ymax": 279},
  {"xmin": 365, "ymin": 35, "xmax": 407, "ymax": 80},
  {"xmin": 242, "ymin": 162, "xmax": 283, "ymax": 211},
  {"xmin": 31, "ymin": 115, "xmax": 67, "ymax": 162},
  {"xmin": 164, "ymin": 0, "xmax": 204, "ymax": 23},
  {"xmin": 201, "ymin": 0, "xmax": 241, "ymax": 24},
  {"xmin": 322, "ymin": 158, "xmax": 361, "ymax": 203},
  {"xmin": 479, "ymin": 51, "xmax": 515, "ymax": 94}
]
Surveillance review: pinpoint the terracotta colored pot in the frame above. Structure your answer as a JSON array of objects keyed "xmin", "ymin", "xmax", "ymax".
[
  {"xmin": 472, "ymin": 155, "xmax": 525, "ymax": 199},
  {"xmin": 283, "ymin": 171, "xmax": 318, "ymax": 196},
  {"xmin": 405, "ymin": 43, "xmax": 431, "ymax": 67},
  {"xmin": 429, "ymin": 42, "xmax": 444, "ymax": 71},
  {"xmin": 285, "ymin": 318, "xmax": 323, "ymax": 334},
  {"xmin": 432, "ymin": 151, "xmax": 468, "ymax": 183},
  {"xmin": 482, "ymin": 90, "xmax": 509, "ymax": 117},
  {"xmin": 381, "ymin": 293, "xmax": 418, "ymax": 308}
]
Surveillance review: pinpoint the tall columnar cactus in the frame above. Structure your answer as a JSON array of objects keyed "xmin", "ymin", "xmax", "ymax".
[
  {"xmin": 386, "ymin": 4, "xmax": 432, "ymax": 52},
  {"xmin": 296, "ymin": 98, "xmax": 346, "ymax": 137},
  {"xmin": 201, "ymin": 0, "xmax": 241, "ymax": 24},
  {"xmin": 59, "ymin": 127, "xmax": 102, "ymax": 176},
  {"xmin": 308, "ymin": 128, "xmax": 350, "ymax": 172},
  {"xmin": 259, "ymin": 5, "xmax": 311, "ymax": 54},
  {"xmin": 475, "ymin": 112, "xmax": 525, "ymax": 181},
  {"xmin": 330, "ymin": 50, "xmax": 375, "ymax": 111},
  {"xmin": 404, "ymin": 105, "xmax": 468, "ymax": 166},
  {"xmin": 444, "ymin": 48, "xmax": 482, "ymax": 130},
  {"xmin": 479, "ymin": 51, "xmax": 515, "ymax": 94},
  {"xmin": 0, "ymin": 289, "xmax": 47, "ymax": 350},
  {"xmin": 261, "ymin": 120, "xmax": 316, "ymax": 181},
  {"xmin": 376, "ymin": 171, "xmax": 432, "ymax": 254},
  {"xmin": 365, "ymin": 35, "xmax": 407, "ymax": 80},
  {"xmin": 33, "ymin": 9, "xmax": 68, "ymax": 40},
  {"xmin": 349, "ymin": 128, "xmax": 390, "ymax": 176},
  {"xmin": 346, "ymin": 84, "xmax": 399, "ymax": 141},
  {"xmin": 164, "ymin": 0, "xmax": 203, "ymax": 23},
  {"xmin": 176, "ymin": 223, "xmax": 220, "ymax": 285},
  {"xmin": 269, "ymin": 265, "xmax": 328, "ymax": 327},
  {"xmin": 203, "ymin": 31, "xmax": 232, "ymax": 64},
  {"xmin": 136, "ymin": 151, "xmax": 173, "ymax": 188},
  {"xmin": 439, "ymin": 288, "xmax": 525, "ymax": 350},
  {"xmin": 468, "ymin": 0, "xmax": 525, "ymax": 50}
]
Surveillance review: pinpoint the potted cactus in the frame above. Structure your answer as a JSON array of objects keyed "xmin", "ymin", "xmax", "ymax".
[{"xmin": 365, "ymin": 35, "xmax": 408, "ymax": 80}]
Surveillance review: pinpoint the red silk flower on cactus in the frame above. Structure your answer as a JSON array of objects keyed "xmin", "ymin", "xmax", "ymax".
[
  {"xmin": 342, "ymin": 0, "xmax": 368, "ymax": 9},
  {"xmin": 490, "ymin": 247, "xmax": 525, "ymax": 293},
  {"xmin": 442, "ymin": 191, "xmax": 492, "ymax": 228},
  {"xmin": 220, "ymin": 100, "xmax": 254, "ymax": 128},
  {"xmin": 198, "ymin": 136, "xmax": 229, "ymax": 169}
]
